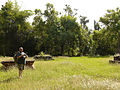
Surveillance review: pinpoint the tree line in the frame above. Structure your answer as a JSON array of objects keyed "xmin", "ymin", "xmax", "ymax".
[{"xmin": 0, "ymin": 0, "xmax": 120, "ymax": 56}]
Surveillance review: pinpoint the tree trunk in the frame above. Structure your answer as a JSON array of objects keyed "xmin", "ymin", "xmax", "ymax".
[
  {"xmin": 79, "ymin": 44, "xmax": 81, "ymax": 55},
  {"xmin": 118, "ymin": 31, "xmax": 120, "ymax": 54},
  {"xmin": 2, "ymin": 45, "xmax": 6, "ymax": 57},
  {"xmin": 61, "ymin": 45, "xmax": 64, "ymax": 56}
]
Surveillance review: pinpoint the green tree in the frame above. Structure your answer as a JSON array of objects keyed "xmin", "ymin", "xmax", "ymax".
[
  {"xmin": 0, "ymin": 0, "xmax": 33, "ymax": 56},
  {"xmin": 32, "ymin": 3, "xmax": 61, "ymax": 55},
  {"xmin": 92, "ymin": 29, "xmax": 117, "ymax": 55},
  {"xmin": 60, "ymin": 8, "xmax": 80, "ymax": 56},
  {"xmin": 79, "ymin": 15, "xmax": 89, "ymax": 30},
  {"xmin": 94, "ymin": 20, "xmax": 100, "ymax": 30},
  {"xmin": 100, "ymin": 8, "xmax": 120, "ymax": 53},
  {"xmin": 44, "ymin": 3, "xmax": 61, "ymax": 55},
  {"xmin": 32, "ymin": 9, "xmax": 46, "ymax": 52},
  {"xmin": 64, "ymin": 4, "xmax": 73, "ymax": 16}
]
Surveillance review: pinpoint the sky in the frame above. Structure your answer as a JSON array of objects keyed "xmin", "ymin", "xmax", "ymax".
[{"xmin": 1, "ymin": 0, "xmax": 120, "ymax": 29}]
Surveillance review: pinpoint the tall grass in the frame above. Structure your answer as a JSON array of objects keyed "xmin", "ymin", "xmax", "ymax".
[{"xmin": 0, "ymin": 56, "xmax": 120, "ymax": 90}]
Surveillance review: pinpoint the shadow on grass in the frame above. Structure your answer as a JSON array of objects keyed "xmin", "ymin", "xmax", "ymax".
[
  {"xmin": 35, "ymin": 59, "xmax": 54, "ymax": 61},
  {"xmin": 0, "ymin": 66, "xmax": 7, "ymax": 72},
  {"xmin": 0, "ymin": 66, "xmax": 18, "ymax": 72},
  {"xmin": 87, "ymin": 55, "xmax": 112, "ymax": 58},
  {"xmin": 0, "ymin": 66, "xmax": 18, "ymax": 84},
  {"xmin": 0, "ymin": 77, "xmax": 19, "ymax": 84}
]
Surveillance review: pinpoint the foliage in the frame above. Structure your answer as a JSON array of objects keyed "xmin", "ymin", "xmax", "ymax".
[
  {"xmin": 92, "ymin": 29, "xmax": 117, "ymax": 55},
  {"xmin": 100, "ymin": 8, "xmax": 120, "ymax": 53},
  {"xmin": 0, "ymin": 0, "xmax": 120, "ymax": 56},
  {"xmin": 0, "ymin": 0, "xmax": 34, "ymax": 56},
  {"xmin": 32, "ymin": 3, "xmax": 90, "ymax": 56}
]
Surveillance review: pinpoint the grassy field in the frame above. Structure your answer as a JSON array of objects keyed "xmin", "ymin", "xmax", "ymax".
[{"xmin": 1, "ymin": 56, "xmax": 120, "ymax": 90}]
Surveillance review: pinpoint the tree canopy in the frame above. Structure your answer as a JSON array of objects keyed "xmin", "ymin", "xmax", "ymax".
[{"xmin": 0, "ymin": 0, "xmax": 120, "ymax": 56}]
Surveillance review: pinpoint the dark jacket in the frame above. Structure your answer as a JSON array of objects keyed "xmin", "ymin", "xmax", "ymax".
[{"xmin": 15, "ymin": 51, "xmax": 27, "ymax": 64}]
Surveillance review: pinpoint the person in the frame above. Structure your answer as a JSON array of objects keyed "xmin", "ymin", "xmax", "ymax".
[{"xmin": 15, "ymin": 47, "xmax": 28, "ymax": 78}]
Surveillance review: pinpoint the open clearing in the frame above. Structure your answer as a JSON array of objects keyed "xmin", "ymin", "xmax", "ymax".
[{"xmin": 0, "ymin": 56, "xmax": 120, "ymax": 90}]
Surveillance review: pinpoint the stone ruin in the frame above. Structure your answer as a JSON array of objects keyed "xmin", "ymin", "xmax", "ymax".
[
  {"xmin": 109, "ymin": 54, "xmax": 120, "ymax": 63},
  {"xmin": 34, "ymin": 54, "xmax": 54, "ymax": 60}
]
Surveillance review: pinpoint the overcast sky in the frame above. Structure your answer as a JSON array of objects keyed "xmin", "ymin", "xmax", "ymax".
[{"xmin": 1, "ymin": 0, "xmax": 120, "ymax": 29}]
